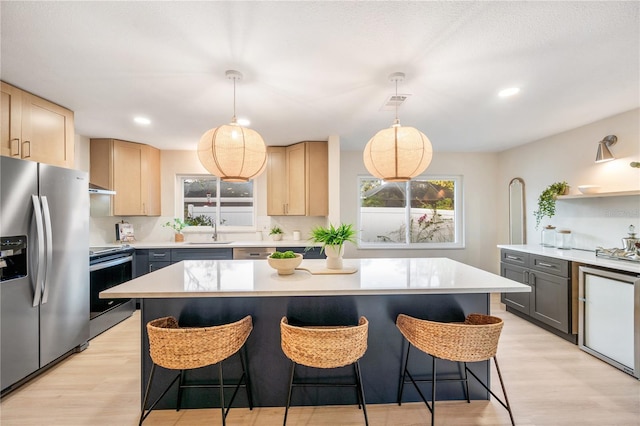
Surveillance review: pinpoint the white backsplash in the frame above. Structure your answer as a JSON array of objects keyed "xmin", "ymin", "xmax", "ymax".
[
  {"xmin": 539, "ymin": 195, "xmax": 639, "ymax": 250},
  {"xmin": 90, "ymin": 215, "xmax": 329, "ymax": 245}
]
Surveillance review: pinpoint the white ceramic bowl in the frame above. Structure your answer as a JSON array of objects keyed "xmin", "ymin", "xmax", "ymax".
[
  {"xmin": 577, "ymin": 185, "xmax": 601, "ymax": 194},
  {"xmin": 267, "ymin": 253, "xmax": 303, "ymax": 275}
]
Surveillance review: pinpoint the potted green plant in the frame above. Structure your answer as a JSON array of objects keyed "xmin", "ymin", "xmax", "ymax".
[
  {"xmin": 533, "ymin": 181, "xmax": 569, "ymax": 229},
  {"xmin": 163, "ymin": 218, "xmax": 187, "ymax": 242},
  {"xmin": 309, "ymin": 223, "xmax": 356, "ymax": 269},
  {"xmin": 269, "ymin": 225, "xmax": 284, "ymax": 241}
]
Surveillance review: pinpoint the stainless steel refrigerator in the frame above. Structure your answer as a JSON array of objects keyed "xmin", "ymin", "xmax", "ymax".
[{"xmin": 1, "ymin": 156, "xmax": 89, "ymax": 393}]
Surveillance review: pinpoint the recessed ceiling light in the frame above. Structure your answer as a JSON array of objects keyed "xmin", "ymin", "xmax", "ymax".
[
  {"xmin": 498, "ymin": 87, "xmax": 520, "ymax": 98},
  {"xmin": 134, "ymin": 116, "xmax": 151, "ymax": 125}
]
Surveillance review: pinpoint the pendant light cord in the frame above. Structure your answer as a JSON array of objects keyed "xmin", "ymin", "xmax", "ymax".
[
  {"xmin": 232, "ymin": 76, "xmax": 237, "ymax": 123},
  {"xmin": 392, "ymin": 75, "xmax": 400, "ymax": 127}
]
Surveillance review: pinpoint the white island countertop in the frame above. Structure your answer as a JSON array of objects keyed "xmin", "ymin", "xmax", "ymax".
[
  {"xmin": 498, "ymin": 244, "xmax": 640, "ymax": 274},
  {"xmin": 101, "ymin": 257, "xmax": 530, "ymax": 298}
]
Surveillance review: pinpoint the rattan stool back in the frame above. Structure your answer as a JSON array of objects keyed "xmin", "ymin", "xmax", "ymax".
[
  {"xmin": 396, "ymin": 313, "xmax": 503, "ymax": 362},
  {"xmin": 147, "ymin": 315, "xmax": 252, "ymax": 370},
  {"xmin": 280, "ymin": 316, "xmax": 368, "ymax": 368}
]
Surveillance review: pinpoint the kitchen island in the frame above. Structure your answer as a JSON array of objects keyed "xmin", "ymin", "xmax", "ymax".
[{"xmin": 102, "ymin": 257, "xmax": 530, "ymax": 409}]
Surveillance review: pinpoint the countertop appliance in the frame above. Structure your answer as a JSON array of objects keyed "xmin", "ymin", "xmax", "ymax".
[
  {"xmin": 89, "ymin": 245, "xmax": 135, "ymax": 339},
  {"xmin": 579, "ymin": 266, "xmax": 640, "ymax": 379},
  {"xmin": 1, "ymin": 157, "xmax": 89, "ymax": 394}
]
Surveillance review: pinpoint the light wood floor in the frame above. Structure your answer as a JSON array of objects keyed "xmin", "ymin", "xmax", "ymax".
[{"xmin": 1, "ymin": 295, "xmax": 638, "ymax": 425}]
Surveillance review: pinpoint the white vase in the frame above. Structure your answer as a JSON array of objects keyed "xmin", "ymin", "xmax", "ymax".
[{"xmin": 324, "ymin": 244, "xmax": 344, "ymax": 270}]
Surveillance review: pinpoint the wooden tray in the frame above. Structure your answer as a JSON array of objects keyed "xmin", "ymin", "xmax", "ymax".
[{"xmin": 295, "ymin": 266, "xmax": 358, "ymax": 275}]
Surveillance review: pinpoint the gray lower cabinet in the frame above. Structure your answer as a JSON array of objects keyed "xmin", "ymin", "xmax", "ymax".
[
  {"xmin": 135, "ymin": 249, "xmax": 171, "ymax": 277},
  {"xmin": 135, "ymin": 248, "xmax": 233, "ymax": 277},
  {"xmin": 500, "ymin": 249, "xmax": 572, "ymax": 339},
  {"xmin": 135, "ymin": 247, "xmax": 319, "ymax": 279}
]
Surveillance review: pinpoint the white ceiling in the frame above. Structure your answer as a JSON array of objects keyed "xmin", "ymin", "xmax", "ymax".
[{"xmin": 1, "ymin": 1, "xmax": 638, "ymax": 152}]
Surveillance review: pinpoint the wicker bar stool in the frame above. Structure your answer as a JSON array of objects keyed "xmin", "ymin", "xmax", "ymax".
[
  {"xmin": 139, "ymin": 315, "xmax": 253, "ymax": 425},
  {"xmin": 396, "ymin": 313, "xmax": 515, "ymax": 425},
  {"xmin": 280, "ymin": 316, "xmax": 369, "ymax": 425}
]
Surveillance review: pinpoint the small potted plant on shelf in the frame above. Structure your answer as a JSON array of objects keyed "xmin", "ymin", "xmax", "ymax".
[
  {"xmin": 309, "ymin": 223, "xmax": 356, "ymax": 269},
  {"xmin": 533, "ymin": 181, "xmax": 569, "ymax": 229},
  {"xmin": 269, "ymin": 226, "xmax": 284, "ymax": 241},
  {"xmin": 163, "ymin": 218, "xmax": 187, "ymax": 242}
]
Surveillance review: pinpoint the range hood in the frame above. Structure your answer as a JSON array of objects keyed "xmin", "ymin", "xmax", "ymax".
[
  {"xmin": 89, "ymin": 183, "xmax": 114, "ymax": 216},
  {"xmin": 89, "ymin": 183, "xmax": 116, "ymax": 195}
]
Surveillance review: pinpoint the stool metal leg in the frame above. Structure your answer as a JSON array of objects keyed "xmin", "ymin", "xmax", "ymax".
[
  {"xmin": 493, "ymin": 356, "xmax": 515, "ymax": 426},
  {"xmin": 139, "ymin": 363, "xmax": 156, "ymax": 425},
  {"xmin": 397, "ymin": 344, "xmax": 412, "ymax": 405},
  {"xmin": 461, "ymin": 362, "xmax": 470, "ymax": 403},
  {"xmin": 283, "ymin": 362, "xmax": 296, "ymax": 426},
  {"xmin": 139, "ymin": 364, "xmax": 181, "ymax": 425},
  {"xmin": 240, "ymin": 348, "xmax": 254, "ymax": 410},
  {"xmin": 431, "ymin": 356, "xmax": 436, "ymax": 426},
  {"xmin": 354, "ymin": 361, "xmax": 369, "ymax": 425},
  {"xmin": 464, "ymin": 356, "xmax": 515, "ymax": 426},
  {"xmin": 219, "ymin": 362, "xmax": 226, "ymax": 426},
  {"xmin": 176, "ymin": 369, "xmax": 185, "ymax": 411}
]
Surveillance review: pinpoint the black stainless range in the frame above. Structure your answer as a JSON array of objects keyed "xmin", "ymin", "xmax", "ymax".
[{"xmin": 89, "ymin": 245, "xmax": 135, "ymax": 339}]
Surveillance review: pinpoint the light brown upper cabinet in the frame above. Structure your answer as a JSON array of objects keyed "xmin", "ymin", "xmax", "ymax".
[
  {"xmin": 90, "ymin": 139, "xmax": 161, "ymax": 216},
  {"xmin": 1, "ymin": 81, "xmax": 74, "ymax": 168},
  {"xmin": 267, "ymin": 141, "xmax": 328, "ymax": 216}
]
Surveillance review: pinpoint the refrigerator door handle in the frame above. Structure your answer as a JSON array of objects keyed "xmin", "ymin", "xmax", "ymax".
[
  {"xmin": 40, "ymin": 196, "xmax": 54, "ymax": 304},
  {"xmin": 31, "ymin": 195, "xmax": 45, "ymax": 307}
]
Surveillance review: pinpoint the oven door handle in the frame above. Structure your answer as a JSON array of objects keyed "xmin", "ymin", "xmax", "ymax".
[{"xmin": 90, "ymin": 255, "xmax": 134, "ymax": 272}]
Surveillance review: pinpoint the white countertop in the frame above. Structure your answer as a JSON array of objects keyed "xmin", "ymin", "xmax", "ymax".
[
  {"xmin": 101, "ymin": 257, "xmax": 531, "ymax": 298},
  {"xmin": 117, "ymin": 240, "xmax": 316, "ymax": 249},
  {"xmin": 498, "ymin": 244, "xmax": 640, "ymax": 274}
]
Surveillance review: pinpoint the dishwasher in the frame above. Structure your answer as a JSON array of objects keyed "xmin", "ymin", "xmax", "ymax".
[
  {"xmin": 233, "ymin": 247, "xmax": 276, "ymax": 259},
  {"xmin": 578, "ymin": 266, "xmax": 640, "ymax": 379}
]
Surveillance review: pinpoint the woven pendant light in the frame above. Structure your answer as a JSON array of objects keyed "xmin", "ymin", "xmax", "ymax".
[
  {"xmin": 198, "ymin": 70, "xmax": 267, "ymax": 182},
  {"xmin": 363, "ymin": 72, "xmax": 433, "ymax": 182}
]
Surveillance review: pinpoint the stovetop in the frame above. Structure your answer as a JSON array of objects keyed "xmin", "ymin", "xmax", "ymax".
[
  {"xmin": 595, "ymin": 247, "xmax": 640, "ymax": 263},
  {"xmin": 89, "ymin": 245, "xmax": 133, "ymax": 258}
]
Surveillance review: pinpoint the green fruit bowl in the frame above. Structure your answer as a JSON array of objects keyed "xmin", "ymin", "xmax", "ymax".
[{"xmin": 267, "ymin": 253, "xmax": 303, "ymax": 275}]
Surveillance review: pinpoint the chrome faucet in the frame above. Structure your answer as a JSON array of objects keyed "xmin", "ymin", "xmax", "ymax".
[{"xmin": 212, "ymin": 221, "xmax": 218, "ymax": 241}]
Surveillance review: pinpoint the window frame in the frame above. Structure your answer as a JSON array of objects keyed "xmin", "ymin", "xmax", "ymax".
[
  {"xmin": 357, "ymin": 174, "xmax": 465, "ymax": 250},
  {"xmin": 178, "ymin": 175, "xmax": 257, "ymax": 231}
]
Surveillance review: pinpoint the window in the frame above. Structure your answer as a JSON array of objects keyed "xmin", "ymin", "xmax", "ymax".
[
  {"xmin": 358, "ymin": 176, "xmax": 464, "ymax": 249},
  {"xmin": 180, "ymin": 176, "xmax": 255, "ymax": 228}
]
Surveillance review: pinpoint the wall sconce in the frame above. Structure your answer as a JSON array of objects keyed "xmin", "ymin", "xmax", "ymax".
[{"xmin": 595, "ymin": 135, "xmax": 617, "ymax": 163}]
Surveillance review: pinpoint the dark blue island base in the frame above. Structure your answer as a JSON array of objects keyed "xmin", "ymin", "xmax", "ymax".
[{"xmin": 140, "ymin": 292, "xmax": 492, "ymax": 409}]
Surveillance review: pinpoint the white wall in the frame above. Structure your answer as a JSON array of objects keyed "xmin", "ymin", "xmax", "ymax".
[
  {"xmin": 340, "ymin": 150, "xmax": 501, "ymax": 272},
  {"xmin": 497, "ymin": 108, "xmax": 640, "ymax": 251}
]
